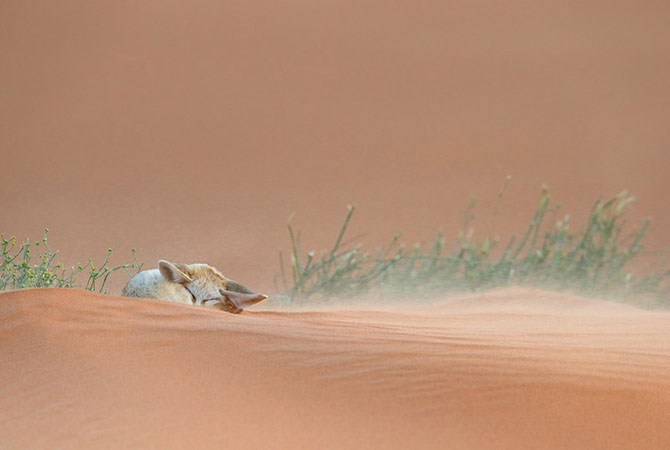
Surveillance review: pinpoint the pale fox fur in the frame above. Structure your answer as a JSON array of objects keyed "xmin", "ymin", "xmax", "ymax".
[{"xmin": 122, "ymin": 260, "xmax": 267, "ymax": 313}]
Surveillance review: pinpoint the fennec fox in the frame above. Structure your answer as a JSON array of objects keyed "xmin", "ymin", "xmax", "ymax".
[{"xmin": 122, "ymin": 260, "xmax": 267, "ymax": 313}]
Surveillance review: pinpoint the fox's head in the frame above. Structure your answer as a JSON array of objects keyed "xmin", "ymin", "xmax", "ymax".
[{"xmin": 158, "ymin": 260, "xmax": 267, "ymax": 313}]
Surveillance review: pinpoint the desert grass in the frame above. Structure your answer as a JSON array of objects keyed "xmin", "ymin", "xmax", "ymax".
[
  {"xmin": 0, "ymin": 229, "xmax": 142, "ymax": 293},
  {"xmin": 3, "ymin": 190, "xmax": 668, "ymax": 306},
  {"xmin": 277, "ymin": 188, "xmax": 670, "ymax": 306}
]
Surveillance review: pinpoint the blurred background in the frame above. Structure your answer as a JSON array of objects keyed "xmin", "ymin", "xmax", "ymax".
[{"xmin": 1, "ymin": 0, "xmax": 669, "ymax": 293}]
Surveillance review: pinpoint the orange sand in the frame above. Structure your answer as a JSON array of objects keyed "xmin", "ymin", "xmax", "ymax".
[
  {"xmin": 2, "ymin": 1, "xmax": 670, "ymax": 448},
  {"xmin": 1, "ymin": 287, "xmax": 669, "ymax": 449}
]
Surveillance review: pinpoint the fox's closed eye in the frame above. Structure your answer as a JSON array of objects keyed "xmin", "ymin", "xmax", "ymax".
[{"xmin": 121, "ymin": 260, "xmax": 267, "ymax": 313}]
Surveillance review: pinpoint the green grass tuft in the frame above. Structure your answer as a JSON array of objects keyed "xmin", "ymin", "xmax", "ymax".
[
  {"xmin": 277, "ymin": 189, "xmax": 670, "ymax": 306},
  {"xmin": 0, "ymin": 229, "xmax": 142, "ymax": 293}
]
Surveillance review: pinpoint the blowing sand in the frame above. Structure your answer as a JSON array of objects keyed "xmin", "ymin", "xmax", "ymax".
[
  {"xmin": 2, "ymin": 1, "xmax": 670, "ymax": 448},
  {"xmin": 1, "ymin": 287, "xmax": 669, "ymax": 449}
]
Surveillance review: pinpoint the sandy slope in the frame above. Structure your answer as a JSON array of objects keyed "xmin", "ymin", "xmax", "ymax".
[
  {"xmin": 3, "ymin": 3, "xmax": 669, "ymax": 448},
  {"xmin": 1, "ymin": 287, "xmax": 669, "ymax": 449}
]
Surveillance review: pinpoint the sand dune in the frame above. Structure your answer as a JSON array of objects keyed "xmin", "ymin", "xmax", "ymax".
[
  {"xmin": 1, "ymin": 287, "xmax": 669, "ymax": 449},
  {"xmin": 3, "ymin": 1, "xmax": 670, "ymax": 448}
]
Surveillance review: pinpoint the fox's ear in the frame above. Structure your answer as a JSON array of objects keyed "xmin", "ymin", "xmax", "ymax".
[
  {"xmin": 158, "ymin": 260, "xmax": 193, "ymax": 283},
  {"xmin": 219, "ymin": 289, "xmax": 268, "ymax": 308}
]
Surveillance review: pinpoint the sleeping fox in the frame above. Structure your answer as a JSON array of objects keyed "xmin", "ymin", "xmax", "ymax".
[{"xmin": 122, "ymin": 260, "xmax": 267, "ymax": 313}]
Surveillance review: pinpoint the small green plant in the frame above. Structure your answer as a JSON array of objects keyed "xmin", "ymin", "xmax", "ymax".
[
  {"xmin": 277, "ymin": 189, "xmax": 670, "ymax": 305},
  {"xmin": 0, "ymin": 229, "xmax": 142, "ymax": 293}
]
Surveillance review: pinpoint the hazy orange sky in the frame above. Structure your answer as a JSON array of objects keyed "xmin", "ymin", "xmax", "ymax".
[
  {"xmin": 2, "ymin": 0, "xmax": 669, "ymax": 292},
  {"xmin": 2, "ymin": 5, "xmax": 670, "ymax": 448}
]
